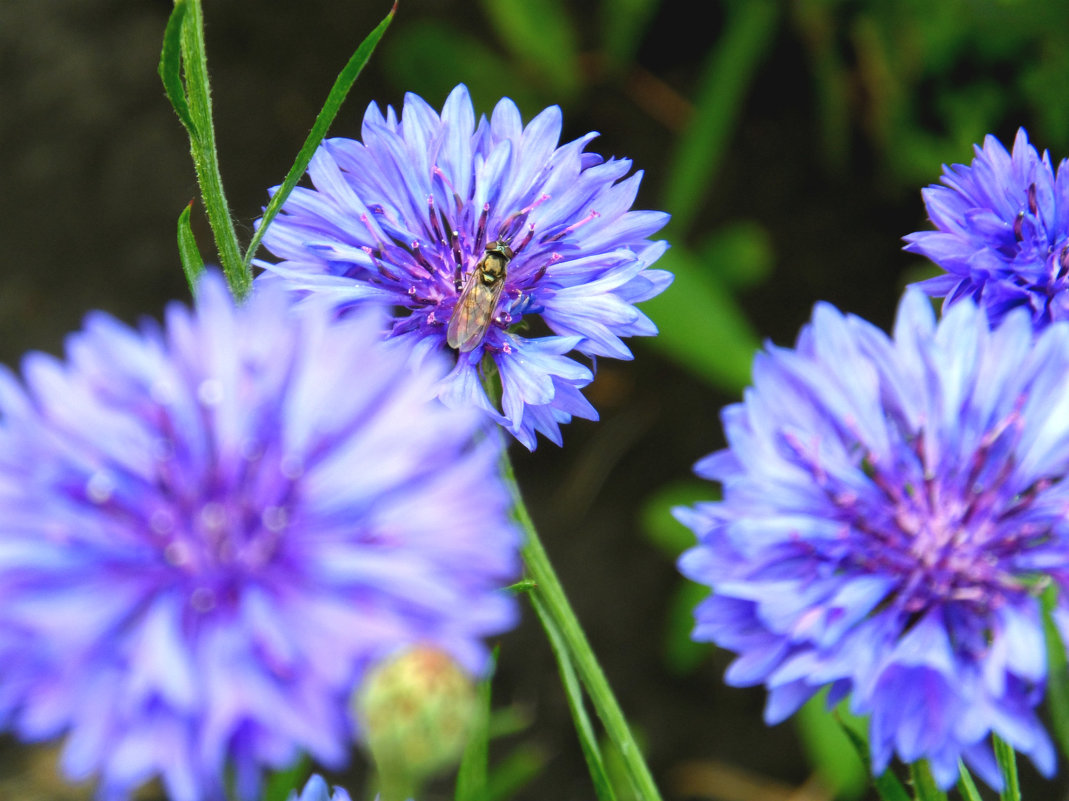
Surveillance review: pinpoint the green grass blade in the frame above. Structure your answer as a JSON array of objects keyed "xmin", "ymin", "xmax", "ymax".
[
  {"xmin": 663, "ymin": 0, "xmax": 779, "ymax": 238},
  {"xmin": 242, "ymin": 3, "xmax": 396, "ymax": 273},
  {"xmin": 177, "ymin": 201, "xmax": 205, "ymax": 294},
  {"xmin": 837, "ymin": 719, "xmax": 911, "ymax": 801},
  {"xmin": 262, "ymin": 755, "xmax": 310, "ymax": 801},
  {"xmin": 993, "ymin": 736, "xmax": 1020, "ymax": 801},
  {"xmin": 908, "ymin": 761, "xmax": 947, "ymax": 801},
  {"xmin": 531, "ymin": 593, "xmax": 618, "ymax": 801},
  {"xmin": 455, "ymin": 648, "xmax": 495, "ymax": 801},
  {"xmin": 158, "ymin": 0, "xmax": 195, "ymax": 134},
  {"xmin": 178, "ymin": 0, "xmax": 247, "ymax": 297},
  {"xmin": 956, "ymin": 761, "xmax": 983, "ymax": 801},
  {"xmin": 478, "ymin": 0, "xmax": 579, "ymax": 98},
  {"xmin": 485, "ymin": 745, "xmax": 548, "ymax": 801},
  {"xmin": 1041, "ymin": 585, "xmax": 1069, "ymax": 759},
  {"xmin": 640, "ymin": 246, "xmax": 760, "ymax": 393}
]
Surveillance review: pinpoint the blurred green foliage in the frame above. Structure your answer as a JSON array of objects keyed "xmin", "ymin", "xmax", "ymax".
[{"xmin": 378, "ymin": 0, "xmax": 1069, "ymax": 797}]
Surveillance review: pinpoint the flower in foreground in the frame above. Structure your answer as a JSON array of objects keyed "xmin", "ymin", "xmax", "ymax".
[
  {"xmin": 905, "ymin": 127, "xmax": 1069, "ymax": 328},
  {"xmin": 0, "ymin": 273, "xmax": 520, "ymax": 801},
  {"xmin": 256, "ymin": 83, "xmax": 672, "ymax": 449},
  {"xmin": 676, "ymin": 290, "xmax": 1069, "ymax": 788},
  {"xmin": 289, "ymin": 775, "xmax": 352, "ymax": 801}
]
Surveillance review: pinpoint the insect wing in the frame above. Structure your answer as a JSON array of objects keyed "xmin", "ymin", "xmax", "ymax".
[{"xmin": 447, "ymin": 268, "xmax": 506, "ymax": 352}]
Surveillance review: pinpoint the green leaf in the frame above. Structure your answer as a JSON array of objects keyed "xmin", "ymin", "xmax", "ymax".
[
  {"xmin": 638, "ymin": 480, "xmax": 711, "ymax": 559},
  {"xmin": 177, "ymin": 201, "xmax": 205, "ymax": 295},
  {"xmin": 485, "ymin": 744, "xmax": 549, "ymax": 801},
  {"xmin": 795, "ymin": 693, "xmax": 867, "ymax": 799},
  {"xmin": 158, "ymin": 0, "xmax": 195, "ymax": 134},
  {"xmin": 600, "ymin": 0, "xmax": 659, "ymax": 69},
  {"xmin": 636, "ymin": 480, "xmax": 714, "ymax": 675},
  {"xmin": 531, "ymin": 593, "xmax": 618, "ymax": 801},
  {"xmin": 908, "ymin": 761, "xmax": 947, "ymax": 801},
  {"xmin": 1041, "ymin": 585, "xmax": 1069, "ymax": 760},
  {"xmin": 243, "ymin": 3, "xmax": 396, "ymax": 273},
  {"xmin": 663, "ymin": 0, "xmax": 779, "ymax": 237},
  {"xmin": 455, "ymin": 648, "xmax": 496, "ymax": 801},
  {"xmin": 661, "ymin": 582, "xmax": 709, "ymax": 676},
  {"xmin": 262, "ymin": 755, "xmax": 310, "ymax": 801},
  {"xmin": 478, "ymin": 0, "xmax": 580, "ymax": 98},
  {"xmin": 382, "ymin": 22, "xmax": 540, "ymax": 117},
  {"xmin": 956, "ymin": 762, "xmax": 983, "ymax": 801},
  {"xmin": 838, "ymin": 719, "xmax": 912, "ymax": 801},
  {"xmin": 698, "ymin": 220, "xmax": 773, "ymax": 290},
  {"xmin": 993, "ymin": 736, "xmax": 1020, "ymax": 801},
  {"xmin": 640, "ymin": 245, "xmax": 760, "ymax": 393}
]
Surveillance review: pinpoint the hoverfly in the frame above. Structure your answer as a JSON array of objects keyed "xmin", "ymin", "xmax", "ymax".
[{"xmin": 447, "ymin": 240, "xmax": 514, "ymax": 352}]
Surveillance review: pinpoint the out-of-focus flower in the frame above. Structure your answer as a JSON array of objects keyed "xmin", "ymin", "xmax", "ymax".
[
  {"xmin": 289, "ymin": 775, "xmax": 352, "ymax": 801},
  {"xmin": 0, "ymin": 273, "xmax": 519, "ymax": 801},
  {"xmin": 256, "ymin": 84, "xmax": 672, "ymax": 449},
  {"xmin": 905, "ymin": 128, "xmax": 1069, "ymax": 327},
  {"xmin": 677, "ymin": 290, "xmax": 1069, "ymax": 788}
]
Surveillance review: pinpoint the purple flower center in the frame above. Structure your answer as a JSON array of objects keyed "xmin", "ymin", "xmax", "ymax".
[
  {"xmin": 788, "ymin": 417, "xmax": 1043, "ymax": 621},
  {"xmin": 348, "ymin": 172, "xmax": 597, "ymax": 347}
]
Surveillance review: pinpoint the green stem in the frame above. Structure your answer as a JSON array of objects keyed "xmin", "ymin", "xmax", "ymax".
[
  {"xmin": 499, "ymin": 449, "xmax": 663, "ymax": 801},
  {"xmin": 179, "ymin": 0, "xmax": 249, "ymax": 298},
  {"xmin": 993, "ymin": 736, "xmax": 1020, "ymax": 801},
  {"xmin": 907, "ymin": 761, "xmax": 946, "ymax": 801}
]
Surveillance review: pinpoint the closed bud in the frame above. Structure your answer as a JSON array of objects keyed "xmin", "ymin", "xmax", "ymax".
[{"xmin": 353, "ymin": 646, "xmax": 478, "ymax": 799}]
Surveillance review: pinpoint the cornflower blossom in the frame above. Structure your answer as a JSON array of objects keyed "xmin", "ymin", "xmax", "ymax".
[
  {"xmin": 905, "ymin": 128, "xmax": 1069, "ymax": 327},
  {"xmin": 290, "ymin": 775, "xmax": 352, "ymax": 801},
  {"xmin": 0, "ymin": 273, "xmax": 520, "ymax": 801},
  {"xmin": 256, "ymin": 84, "xmax": 672, "ymax": 449},
  {"xmin": 676, "ymin": 290, "xmax": 1069, "ymax": 788}
]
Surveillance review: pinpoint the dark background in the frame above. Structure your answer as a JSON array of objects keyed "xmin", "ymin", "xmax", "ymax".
[{"xmin": 3, "ymin": 1, "xmax": 1069, "ymax": 800}]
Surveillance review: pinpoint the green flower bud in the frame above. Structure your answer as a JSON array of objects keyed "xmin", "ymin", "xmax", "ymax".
[{"xmin": 353, "ymin": 646, "xmax": 478, "ymax": 800}]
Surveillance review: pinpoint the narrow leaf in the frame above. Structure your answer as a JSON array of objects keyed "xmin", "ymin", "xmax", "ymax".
[
  {"xmin": 956, "ymin": 761, "xmax": 983, "ymax": 801},
  {"xmin": 243, "ymin": 3, "xmax": 396, "ymax": 272},
  {"xmin": 478, "ymin": 0, "xmax": 579, "ymax": 97},
  {"xmin": 663, "ymin": 0, "xmax": 779, "ymax": 237},
  {"xmin": 531, "ymin": 593, "xmax": 618, "ymax": 801},
  {"xmin": 993, "ymin": 736, "xmax": 1020, "ymax": 801},
  {"xmin": 158, "ymin": 0, "xmax": 195, "ymax": 134},
  {"xmin": 837, "ymin": 719, "xmax": 911, "ymax": 801},
  {"xmin": 455, "ymin": 647, "xmax": 495, "ymax": 801},
  {"xmin": 795, "ymin": 693, "xmax": 867, "ymax": 798},
  {"xmin": 908, "ymin": 761, "xmax": 947, "ymax": 801},
  {"xmin": 640, "ymin": 246, "xmax": 760, "ymax": 393},
  {"xmin": 177, "ymin": 201, "xmax": 205, "ymax": 295},
  {"xmin": 1041, "ymin": 585, "xmax": 1069, "ymax": 759},
  {"xmin": 262, "ymin": 755, "xmax": 310, "ymax": 801},
  {"xmin": 485, "ymin": 745, "xmax": 549, "ymax": 801}
]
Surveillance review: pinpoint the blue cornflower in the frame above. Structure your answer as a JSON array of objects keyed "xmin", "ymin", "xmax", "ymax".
[
  {"xmin": 676, "ymin": 290, "xmax": 1069, "ymax": 789},
  {"xmin": 256, "ymin": 84, "xmax": 672, "ymax": 449},
  {"xmin": 0, "ymin": 273, "xmax": 520, "ymax": 801},
  {"xmin": 905, "ymin": 128, "xmax": 1069, "ymax": 327},
  {"xmin": 290, "ymin": 775, "xmax": 352, "ymax": 801}
]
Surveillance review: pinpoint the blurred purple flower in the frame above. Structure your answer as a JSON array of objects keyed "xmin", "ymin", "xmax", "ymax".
[
  {"xmin": 677, "ymin": 290, "xmax": 1069, "ymax": 788},
  {"xmin": 256, "ymin": 84, "xmax": 672, "ymax": 449},
  {"xmin": 290, "ymin": 775, "xmax": 352, "ymax": 801},
  {"xmin": 0, "ymin": 273, "xmax": 519, "ymax": 801},
  {"xmin": 905, "ymin": 128, "xmax": 1069, "ymax": 327}
]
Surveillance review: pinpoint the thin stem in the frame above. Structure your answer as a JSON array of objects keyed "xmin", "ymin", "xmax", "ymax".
[
  {"xmin": 499, "ymin": 447, "xmax": 663, "ymax": 801},
  {"xmin": 179, "ymin": 0, "xmax": 249, "ymax": 298},
  {"xmin": 908, "ymin": 761, "xmax": 947, "ymax": 801},
  {"xmin": 993, "ymin": 736, "xmax": 1020, "ymax": 801}
]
